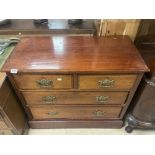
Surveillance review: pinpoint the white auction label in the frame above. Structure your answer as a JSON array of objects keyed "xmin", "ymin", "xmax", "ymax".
[{"xmin": 10, "ymin": 69, "xmax": 18, "ymax": 74}]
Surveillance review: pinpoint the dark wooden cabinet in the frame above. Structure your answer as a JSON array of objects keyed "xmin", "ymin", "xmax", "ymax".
[
  {"xmin": 2, "ymin": 36, "xmax": 148, "ymax": 128},
  {"xmin": 132, "ymin": 75, "xmax": 155, "ymax": 121},
  {"xmin": 0, "ymin": 74, "xmax": 29, "ymax": 134},
  {"xmin": 125, "ymin": 20, "xmax": 155, "ymax": 132},
  {"xmin": 125, "ymin": 74, "xmax": 155, "ymax": 132}
]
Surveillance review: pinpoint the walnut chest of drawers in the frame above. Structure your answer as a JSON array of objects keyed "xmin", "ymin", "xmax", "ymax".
[{"xmin": 2, "ymin": 36, "xmax": 149, "ymax": 128}]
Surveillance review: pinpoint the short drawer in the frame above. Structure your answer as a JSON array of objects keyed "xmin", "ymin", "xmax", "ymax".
[
  {"xmin": 79, "ymin": 74, "xmax": 137, "ymax": 90},
  {"xmin": 0, "ymin": 121, "xmax": 9, "ymax": 130},
  {"xmin": 13, "ymin": 74, "xmax": 73, "ymax": 90},
  {"xmin": 23, "ymin": 91, "xmax": 128, "ymax": 105},
  {"xmin": 0, "ymin": 130, "xmax": 13, "ymax": 135},
  {"xmin": 30, "ymin": 105, "xmax": 122, "ymax": 119}
]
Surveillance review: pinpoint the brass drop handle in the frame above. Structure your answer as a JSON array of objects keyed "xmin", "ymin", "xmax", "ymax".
[
  {"xmin": 96, "ymin": 96, "xmax": 109, "ymax": 103},
  {"xmin": 37, "ymin": 79, "xmax": 53, "ymax": 88},
  {"xmin": 46, "ymin": 111, "xmax": 59, "ymax": 116},
  {"xmin": 93, "ymin": 110, "xmax": 105, "ymax": 117},
  {"xmin": 42, "ymin": 96, "xmax": 57, "ymax": 104},
  {"xmin": 98, "ymin": 79, "xmax": 115, "ymax": 88}
]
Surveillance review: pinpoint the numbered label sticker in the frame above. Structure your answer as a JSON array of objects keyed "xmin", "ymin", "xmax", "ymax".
[{"xmin": 10, "ymin": 69, "xmax": 18, "ymax": 74}]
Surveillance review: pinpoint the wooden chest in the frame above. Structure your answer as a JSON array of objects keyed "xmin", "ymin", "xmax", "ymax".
[
  {"xmin": 0, "ymin": 73, "xmax": 29, "ymax": 134},
  {"xmin": 2, "ymin": 36, "xmax": 149, "ymax": 128}
]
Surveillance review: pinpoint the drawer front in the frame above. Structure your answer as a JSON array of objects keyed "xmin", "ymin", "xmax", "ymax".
[
  {"xmin": 0, "ymin": 121, "xmax": 9, "ymax": 130},
  {"xmin": 0, "ymin": 130, "xmax": 13, "ymax": 135},
  {"xmin": 30, "ymin": 106, "xmax": 122, "ymax": 119},
  {"xmin": 79, "ymin": 75, "xmax": 137, "ymax": 90},
  {"xmin": 14, "ymin": 74, "xmax": 73, "ymax": 90},
  {"xmin": 23, "ymin": 91, "xmax": 128, "ymax": 105}
]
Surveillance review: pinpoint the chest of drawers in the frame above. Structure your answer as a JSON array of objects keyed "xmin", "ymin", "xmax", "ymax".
[{"xmin": 2, "ymin": 36, "xmax": 149, "ymax": 128}]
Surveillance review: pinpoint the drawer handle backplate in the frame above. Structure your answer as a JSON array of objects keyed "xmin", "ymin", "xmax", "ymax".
[
  {"xmin": 98, "ymin": 79, "xmax": 115, "ymax": 88},
  {"xmin": 96, "ymin": 96, "xmax": 109, "ymax": 103},
  {"xmin": 42, "ymin": 96, "xmax": 56, "ymax": 104},
  {"xmin": 37, "ymin": 79, "xmax": 53, "ymax": 88},
  {"xmin": 93, "ymin": 110, "xmax": 105, "ymax": 117}
]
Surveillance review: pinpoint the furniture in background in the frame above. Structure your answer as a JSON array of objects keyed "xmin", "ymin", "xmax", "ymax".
[
  {"xmin": 0, "ymin": 19, "xmax": 96, "ymax": 37},
  {"xmin": 2, "ymin": 36, "xmax": 148, "ymax": 129},
  {"xmin": 125, "ymin": 19, "xmax": 155, "ymax": 133},
  {"xmin": 95, "ymin": 19, "xmax": 140, "ymax": 41},
  {"xmin": 0, "ymin": 73, "xmax": 29, "ymax": 135}
]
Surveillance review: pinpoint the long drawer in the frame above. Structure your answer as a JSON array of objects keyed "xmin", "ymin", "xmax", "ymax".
[
  {"xmin": 23, "ymin": 91, "xmax": 128, "ymax": 105},
  {"xmin": 30, "ymin": 105, "xmax": 122, "ymax": 120},
  {"xmin": 13, "ymin": 74, "xmax": 73, "ymax": 90},
  {"xmin": 79, "ymin": 74, "xmax": 137, "ymax": 90}
]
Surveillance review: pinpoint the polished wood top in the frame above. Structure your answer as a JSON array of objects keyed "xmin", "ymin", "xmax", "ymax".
[{"xmin": 2, "ymin": 36, "xmax": 149, "ymax": 73}]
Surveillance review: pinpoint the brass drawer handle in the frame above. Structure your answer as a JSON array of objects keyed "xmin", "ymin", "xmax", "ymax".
[
  {"xmin": 42, "ymin": 96, "xmax": 56, "ymax": 104},
  {"xmin": 46, "ymin": 111, "xmax": 59, "ymax": 116},
  {"xmin": 98, "ymin": 79, "xmax": 115, "ymax": 88},
  {"xmin": 93, "ymin": 110, "xmax": 105, "ymax": 117},
  {"xmin": 96, "ymin": 96, "xmax": 109, "ymax": 103},
  {"xmin": 37, "ymin": 79, "xmax": 53, "ymax": 88}
]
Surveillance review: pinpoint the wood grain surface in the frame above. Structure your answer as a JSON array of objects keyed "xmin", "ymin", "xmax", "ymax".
[
  {"xmin": 22, "ymin": 91, "xmax": 128, "ymax": 105},
  {"xmin": 13, "ymin": 74, "xmax": 73, "ymax": 90},
  {"xmin": 30, "ymin": 105, "xmax": 122, "ymax": 120},
  {"xmin": 2, "ymin": 36, "xmax": 149, "ymax": 73},
  {"xmin": 79, "ymin": 74, "xmax": 137, "ymax": 90}
]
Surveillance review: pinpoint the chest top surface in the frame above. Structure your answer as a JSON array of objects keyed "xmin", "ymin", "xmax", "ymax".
[{"xmin": 2, "ymin": 36, "xmax": 149, "ymax": 73}]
